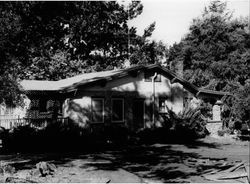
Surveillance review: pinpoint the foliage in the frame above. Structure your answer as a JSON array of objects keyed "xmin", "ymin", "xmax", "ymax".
[
  {"xmin": 129, "ymin": 22, "xmax": 168, "ymax": 65},
  {"xmin": 0, "ymin": 74, "xmax": 23, "ymax": 106},
  {"xmin": 0, "ymin": 1, "xmax": 168, "ymax": 104},
  {"xmin": 164, "ymin": 107, "xmax": 209, "ymax": 139},
  {"xmin": 168, "ymin": 0, "xmax": 250, "ymax": 91},
  {"xmin": 217, "ymin": 128, "xmax": 232, "ymax": 137},
  {"xmin": 168, "ymin": 0, "xmax": 249, "ymax": 126},
  {"xmin": 138, "ymin": 107, "xmax": 209, "ymax": 144},
  {"xmin": 223, "ymin": 82, "xmax": 250, "ymax": 125},
  {"xmin": 2, "ymin": 120, "xmax": 130, "ymax": 152}
]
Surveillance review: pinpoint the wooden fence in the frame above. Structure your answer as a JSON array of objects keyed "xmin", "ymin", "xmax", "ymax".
[{"xmin": 0, "ymin": 118, "xmax": 69, "ymax": 129}]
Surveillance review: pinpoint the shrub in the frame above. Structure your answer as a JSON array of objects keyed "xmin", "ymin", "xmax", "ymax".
[
  {"xmin": 217, "ymin": 130, "xmax": 225, "ymax": 136},
  {"xmin": 2, "ymin": 119, "xmax": 89, "ymax": 152},
  {"xmin": 138, "ymin": 107, "xmax": 209, "ymax": 144},
  {"xmin": 4, "ymin": 125, "xmax": 38, "ymax": 152},
  {"xmin": 164, "ymin": 107, "xmax": 209, "ymax": 140},
  {"xmin": 222, "ymin": 82, "xmax": 250, "ymax": 130},
  {"xmin": 2, "ymin": 119, "xmax": 131, "ymax": 152},
  {"xmin": 217, "ymin": 128, "xmax": 231, "ymax": 136},
  {"xmin": 103, "ymin": 125, "xmax": 129, "ymax": 144}
]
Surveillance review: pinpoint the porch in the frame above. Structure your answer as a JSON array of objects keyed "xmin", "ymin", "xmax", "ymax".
[{"xmin": 0, "ymin": 117, "xmax": 69, "ymax": 130}]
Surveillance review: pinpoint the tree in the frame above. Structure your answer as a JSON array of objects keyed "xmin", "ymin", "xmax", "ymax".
[
  {"xmin": 1, "ymin": 1, "xmax": 168, "ymax": 105},
  {"xmin": 168, "ymin": 0, "xmax": 250, "ymax": 91},
  {"xmin": 168, "ymin": 0, "xmax": 250, "ymax": 125},
  {"xmin": 129, "ymin": 22, "xmax": 168, "ymax": 65}
]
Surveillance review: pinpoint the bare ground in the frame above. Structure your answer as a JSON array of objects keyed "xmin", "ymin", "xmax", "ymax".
[{"xmin": 0, "ymin": 136, "xmax": 249, "ymax": 183}]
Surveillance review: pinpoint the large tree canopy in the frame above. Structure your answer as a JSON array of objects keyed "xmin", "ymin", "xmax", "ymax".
[
  {"xmin": 168, "ymin": 0, "xmax": 250, "ymax": 91},
  {"xmin": 168, "ymin": 0, "xmax": 250, "ymax": 123},
  {"xmin": 0, "ymin": 1, "xmax": 167, "ymax": 105}
]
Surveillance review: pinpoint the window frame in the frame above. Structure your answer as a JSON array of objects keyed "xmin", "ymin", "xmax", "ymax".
[
  {"xmin": 91, "ymin": 97, "xmax": 105, "ymax": 124},
  {"xmin": 111, "ymin": 98, "xmax": 124, "ymax": 123},
  {"xmin": 159, "ymin": 98, "xmax": 168, "ymax": 114}
]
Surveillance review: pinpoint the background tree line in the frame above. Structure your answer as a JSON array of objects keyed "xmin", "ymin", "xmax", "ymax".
[{"xmin": 167, "ymin": 0, "xmax": 249, "ymax": 124}]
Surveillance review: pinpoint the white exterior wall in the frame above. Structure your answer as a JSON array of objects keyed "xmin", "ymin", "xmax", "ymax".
[
  {"xmin": 82, "ymin": 72, "xmax": 184, "ymax": 114},
  {"xmin": 62, "ymin": 71, "xmax": 186, "ymax": 129}
]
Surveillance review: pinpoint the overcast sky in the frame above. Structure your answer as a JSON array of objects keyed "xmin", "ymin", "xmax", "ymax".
[{"xmin": 128, "ymin": 0, "xmax": 249, "ymax": 46}]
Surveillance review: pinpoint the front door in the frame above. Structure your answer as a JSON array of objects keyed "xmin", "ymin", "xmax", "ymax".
[{"xmin": 133, "ymin": 98, "xmax": 145, "ymax": 130}]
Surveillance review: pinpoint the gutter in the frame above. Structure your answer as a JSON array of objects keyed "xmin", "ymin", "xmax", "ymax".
[{"xmin": 152, "ymin": 72, "xmax": 157, "ymax": 127}]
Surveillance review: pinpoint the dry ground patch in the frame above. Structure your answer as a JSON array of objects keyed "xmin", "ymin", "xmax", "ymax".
[{"xmin": 0, "ymin": 136, "xmax": 249, "ymax": 183}]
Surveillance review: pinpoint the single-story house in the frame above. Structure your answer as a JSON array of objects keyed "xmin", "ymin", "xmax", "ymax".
[{"xmin": 0, "ymin": 64, "xmax": 229, "ymax": 131}]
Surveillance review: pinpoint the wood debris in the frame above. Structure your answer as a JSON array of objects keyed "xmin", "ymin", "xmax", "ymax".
[
  {"xmin": 203, "ymin": 161, "xmax": 249, "ymax": 183},
  {"xmin": 184, "ymin": 158, "xmax": 249, "ymax": 183},
  {"xmin": 5, "ymin": 176, "xmax": 37, "ymax": 183}
]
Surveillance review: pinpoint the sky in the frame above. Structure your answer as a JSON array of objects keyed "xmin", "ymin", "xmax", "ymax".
[{"xmin": 128, "ymin": 0, "xmax": 249, "ymax": 46}]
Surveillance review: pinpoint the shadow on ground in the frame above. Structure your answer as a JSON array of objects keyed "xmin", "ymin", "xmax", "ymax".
[{"xmin": 0, "ymin": 139, "xmax": 222, "ymax": 183}]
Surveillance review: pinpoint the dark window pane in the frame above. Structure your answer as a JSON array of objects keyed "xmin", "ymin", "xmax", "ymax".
[
  {"xmin": 112, "ymin": 99, "xmax": 124, "ymax": 122},
  {"xmin": 39, "ymin": 99, "xmax": 47, "ymax": 112}
]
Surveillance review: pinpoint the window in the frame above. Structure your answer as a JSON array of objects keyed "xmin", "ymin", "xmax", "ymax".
[
  {"xmin": 39, "ymin": 99, "xmax": 48, "ymax": 112},
  {"xmin": 159, "ymin": 98, "xmax": 168, "ymax": 113},
  {"xmin": 183, "ymin": 97, "xmax": 189, "ymax": 109},
  {"xmin": 91, "ymin": 98, "xmax": 104, "ymax": 123},
  {"xmin": 30, "ymin": 99, "xmax": 39, "ymax": 110},
  {"xmin": 144, "ymin": 71, "xmax": 161, "ymax": 82},
  {"xmin": 112, "ymin": 98, "xmax": 124, "ymax": 122},
  {"xmin": 5, "ymin": 107, "xmax": 14, "ymax": 115}
]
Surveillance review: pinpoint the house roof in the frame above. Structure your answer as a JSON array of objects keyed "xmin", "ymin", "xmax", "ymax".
[
  {"xmin": 20, "ymin": 69, "xmax": 124, "ymax": 91},
  {"xmin": 198, "ymin": 89, "xmax": 230, "ymax": 97},
  {"xmin": 20, "ymin": 64, "xmax": 229, "ymax": 98}
]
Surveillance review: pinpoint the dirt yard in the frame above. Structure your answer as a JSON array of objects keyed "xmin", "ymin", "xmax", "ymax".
[{"xmin": 0, "ymin": 136, "xmax": 249, "ymax": 183}]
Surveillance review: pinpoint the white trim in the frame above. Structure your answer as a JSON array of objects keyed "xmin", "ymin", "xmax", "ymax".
[
  {"xmin": 91, "ymin": 98, "xmax": 104, "ymax": 123},
  {"xmin": 143, "ymin": 100, "xmax": 146, "ymax": 128},
  {"xmin": 111, "ymin": 98, "xmax": 124, "ymax": 123}
]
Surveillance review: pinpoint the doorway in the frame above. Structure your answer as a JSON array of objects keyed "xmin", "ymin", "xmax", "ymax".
[{"xmin": 133, "ymin": 98, "xmax": 145, "ymax": 130}]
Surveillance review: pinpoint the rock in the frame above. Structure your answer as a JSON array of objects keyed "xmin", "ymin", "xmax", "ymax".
[
  {"xmin": 31, "ymin": 168, "xmax": 41, "ymax": 177},
  {"xmin": 0, "ymin": 167, "xmax": 4, "ymax": 176},
  {"xmin": 5, "ymin": 177, "xmax": 37, "ymax": 183},
  {"xmin": 0, "ymin": 164, "xmax": 15, "ymax": 176},
  {"xmin": 3, "ymin": 165, "xmax": 15, "ymax": 174},
  {"xmin": 36, "ymin": 162, "xmax": 56, "ymax": 177}
]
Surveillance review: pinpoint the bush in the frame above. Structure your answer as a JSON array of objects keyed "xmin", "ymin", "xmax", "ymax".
[
  {"xmin": 217, "ymin": 129, "xmax": 231, "ymax": 136},
  {"xmin": 2, "ymin": 120, "xmax": 88, "ymax": 152},
  {"xmin": 164, "ymin": 107, "xmax": 209, "ymax": 139},
  {"xmin": 4, "ymin": 125, "xmax": 38, "ymax": 152},
  {"xmin": 103, "ymin": 125, "xmax": 129, "ymax": 144},
  {"xmin": 222, "ymin": 82, "xmax": 250, "ymax": 131},
  {"xmin": 138, "ymin": 107, "xmax": 209, "ymax": 144},
  {"xmin": 2, "ymin": 120, "xmax": 131, "ymax": 152}
]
